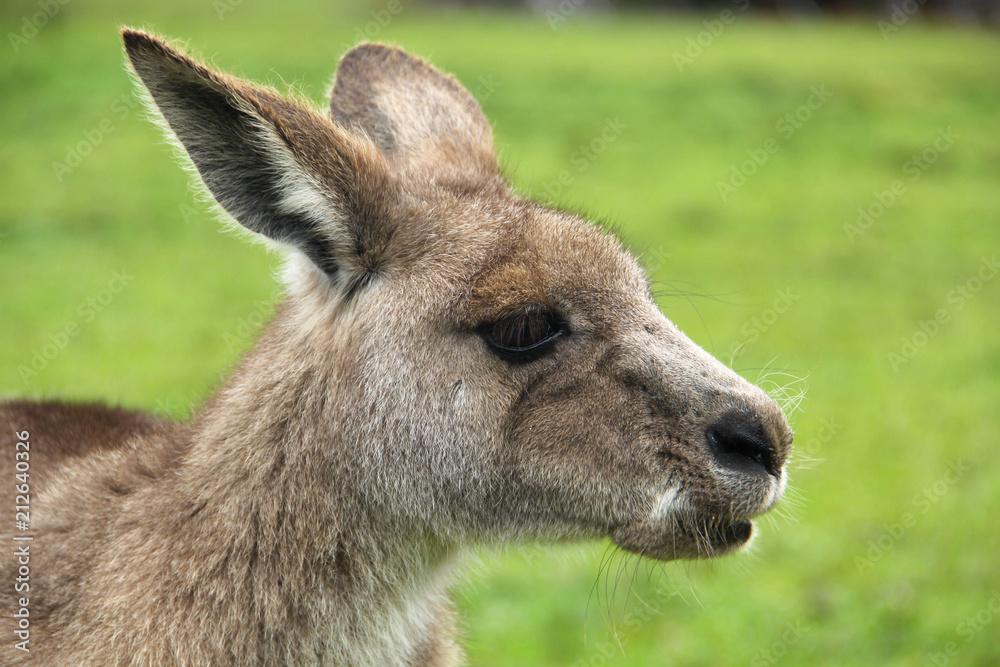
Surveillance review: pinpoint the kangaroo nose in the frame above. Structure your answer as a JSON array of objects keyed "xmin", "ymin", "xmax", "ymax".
[{"xmin": 706, "ymin": 412, "xmax": 780, "ymax": 478}]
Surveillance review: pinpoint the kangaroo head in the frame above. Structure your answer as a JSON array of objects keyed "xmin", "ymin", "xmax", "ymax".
[{"xmin": 124, "ymin": 30, "xmax": 792, "ymax": 562}]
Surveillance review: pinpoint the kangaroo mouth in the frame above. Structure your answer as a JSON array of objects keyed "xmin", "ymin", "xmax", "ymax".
[
  {"xmin": 707, "ymin": 519, "xmax": 753, "ymax": 549},
  {"xmin": 612, "ymin": 515, "xmax": 756, "ymax": 561}
]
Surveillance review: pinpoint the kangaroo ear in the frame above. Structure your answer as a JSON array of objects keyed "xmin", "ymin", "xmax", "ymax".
[
  {"xmin": 123, "ymin": 29, "xmax": 397, "ymax": 284},
  {"xmin": 329, "ymin": 43, "xmax": 498, "ymax": 188}
]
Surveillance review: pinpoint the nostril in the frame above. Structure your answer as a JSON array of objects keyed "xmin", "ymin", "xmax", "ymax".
[{"xmin": 707, "ymin": 418, "xmax": 779, "ymax": 478}]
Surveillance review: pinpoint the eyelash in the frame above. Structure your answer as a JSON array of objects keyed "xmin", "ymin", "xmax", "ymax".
[{"xmin": 480, "ymin": 306, "xmax": 565, "ymax": 361}]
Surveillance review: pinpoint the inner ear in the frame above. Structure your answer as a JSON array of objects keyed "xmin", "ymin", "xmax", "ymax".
[
  {"xmin": 329, "ymin": 43, "xmax": 499, "ymax": 188},
  {"xmin": 123, "ymin": 29, "xmax": 398, "ymax": 286}
]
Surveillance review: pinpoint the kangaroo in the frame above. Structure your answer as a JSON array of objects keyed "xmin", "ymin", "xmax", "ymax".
[{"xmin": 0, "ymin": 29, "xmax": 793, "ymax": 666}]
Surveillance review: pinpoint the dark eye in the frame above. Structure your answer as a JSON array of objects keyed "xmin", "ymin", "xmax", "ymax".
[{"xmin": 481, "ymin": 305, "xmax": 564, "ymax": 361}]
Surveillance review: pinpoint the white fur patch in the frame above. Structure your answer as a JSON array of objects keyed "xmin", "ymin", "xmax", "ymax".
[
  {"xmin": 763, "ymin": 469, "xmax": 787, "ymax": 510},
  {"xmin": 276, "ymin": 167, "xmax": 338, "ymax": 225},
  {"xmin": 649, "ymin": 487, "xmax": 681, "ymax": 522}
]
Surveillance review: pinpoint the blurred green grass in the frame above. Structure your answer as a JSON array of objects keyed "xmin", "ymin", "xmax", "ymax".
[{"xmin": 2, "ymin": 1, "xmax": 999, "ymax": 665}]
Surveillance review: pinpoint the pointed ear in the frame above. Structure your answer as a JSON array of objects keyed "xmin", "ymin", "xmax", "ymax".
[
  {"xmin": 329, "ymin": 43, "xmax": 498, "ymax": 188},
  {"xmin": 122, "ymin": 28, "xmax": 398, "ymax": 284}
]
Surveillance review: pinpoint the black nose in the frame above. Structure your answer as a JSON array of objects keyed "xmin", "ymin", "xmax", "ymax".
[{"xmin": 706, "ymin": 413, "xmax": 780, "ymax": 478}]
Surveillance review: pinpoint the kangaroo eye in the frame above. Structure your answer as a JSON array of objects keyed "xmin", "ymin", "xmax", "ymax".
[{"xmin": 482, "ymin": 306, "xmax": 564, "ymax": 360}]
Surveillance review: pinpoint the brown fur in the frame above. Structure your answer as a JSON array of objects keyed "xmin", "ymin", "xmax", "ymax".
[{"xmin": 0, "ymin": 30, "xmax": 792, "ymax": 665}]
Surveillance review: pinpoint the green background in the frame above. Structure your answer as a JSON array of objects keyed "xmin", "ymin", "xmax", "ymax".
[{"xmin": 2, "ymin": 1, "xmax": 999, "ymax": 664}]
